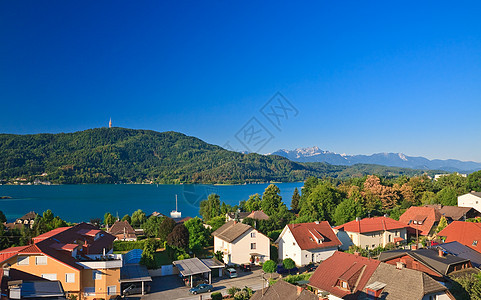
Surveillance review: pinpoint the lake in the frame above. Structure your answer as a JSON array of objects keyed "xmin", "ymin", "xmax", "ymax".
[{"xmin": 0, "ymin": 182, "xmax": 303, "ymax": 223}]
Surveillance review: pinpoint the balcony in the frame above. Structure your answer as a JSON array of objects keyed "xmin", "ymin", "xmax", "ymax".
[{"xmin": 76, "ymin": 254, "xmax": 123, "ymax": 269}]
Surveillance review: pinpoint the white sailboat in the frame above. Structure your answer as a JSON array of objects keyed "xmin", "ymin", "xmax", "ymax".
[{"xmin": 170, "ymin": 194, "xmax": 182, "ymax": 219}]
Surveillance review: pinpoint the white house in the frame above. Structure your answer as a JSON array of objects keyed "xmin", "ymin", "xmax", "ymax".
[
  {"xmin": 275, "ymin": 221, "xmax": 341, "ymax": 266},
  {"xmin": 212, "ymin": 221, "xmax": 270, "ymax": 265},
  {"xmin": 458, "ymin": 191, "xmax": 481, "ymax": 213}
]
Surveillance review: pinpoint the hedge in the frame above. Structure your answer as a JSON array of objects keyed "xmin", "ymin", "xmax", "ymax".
[{"xmin": 113, "ymin": 240, "xmax": 146, "ymax": 252}]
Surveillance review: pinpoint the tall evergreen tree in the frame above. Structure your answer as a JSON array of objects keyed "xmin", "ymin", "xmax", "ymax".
[
  {"xmin": 261, "ymin": 184, "xmax": 282, "ymax": 216},
  {"xmin": 291, "ymin": 187, "xmax": 300, "ymax": 211}
]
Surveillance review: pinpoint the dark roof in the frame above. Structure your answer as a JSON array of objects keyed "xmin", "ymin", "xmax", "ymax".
[
  {"xmin": 309, "ymin": 251, "xmax": 380, "ymax": 299},
  {"xmin": 108, "ymin": 220, "xmax": 136, "ymax": 237},
  {"xmin": 17, "ymin": 211, "xmax": 37, "ymax": 221},
  {"xmin": 212, "ymin": 221, "xmax": 253, "ymax": 243},
  {"xmin": 226, "ymin": 212, "xmax": 250, "ymax": 220},
  {"xmin": 120, "ymin": 263, "xmax": 152, "ymax": 283},
  {"xmin": 13, "ymin": 280, "xmax": 65, "ymax": 298},
  {"xmin": 437, "ymin": 241, "xmax": 481, "ymax": 268},
  {"xmin": 246, "ymin": 211, "xmax": 270, "ymax": 220},
  {"xmin": 250, "ymin": 279, "xmax": 318, "ymax": 300},
  {"xmin": 173, "ymin": 257, "xmax": 211, "ymax": 277},
  {"xmin": 361, "ymin": 263, "xmax": 447, "ymax": 299},
  {"xmin": 200, "ymin": 258, "xmax": 225, "ymax": 269},
  {"xmin": 470, "ymin": 191, "xmax": 481, "ymax": 198},
  {"xmin": 437, "ymin": 206, "xmax": 473, "ymax": 221},
  {"xmin": 281, "ymin": 222, "xmax": 341, "ymax": 251},
  {"xmin": 335, "ymin": 217, "xmax": 408, "ymax": 234}
]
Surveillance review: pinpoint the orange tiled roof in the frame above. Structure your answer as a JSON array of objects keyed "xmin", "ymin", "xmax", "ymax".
[
  {"xmin": 335, "ymin": 216, "xmax": 408, "ymax": 234},
  {"xmin": 438, "ymin": 221, "xmax": 481, "ymax": 253},
  {"xmin": 286, "ymin": 222, "xmax": 341, "ymax": 250},
  {"xmin": 399, "ymin": 206, "xmax": 441, "ymax": 235}
]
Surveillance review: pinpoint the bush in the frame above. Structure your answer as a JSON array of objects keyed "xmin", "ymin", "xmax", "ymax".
[
  {"xmin": 113, "ymin": 240, "xmax": 146, "ymax": 252},
  {"xmin": 211, "ymin": 292, "xmax": 222, "ymax": 300},
  {"xmin": 283, "ymin": 273, "xmax": 312, "ymax": 284},
  {"xmin": 283, "ymin": 258, "xmax": 296, "ymax": 270},
  {"xmin": 263, "ymin": 260, "xmax": 277, "ymax": 275},
  {"xmin": 228, "ymin": 287, "xmax": 241, "ymax": 297}
]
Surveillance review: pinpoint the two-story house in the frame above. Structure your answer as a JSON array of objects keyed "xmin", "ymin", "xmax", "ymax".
[
  {"xmin": 458, "ymin": 191, "xmax": 481, "ymax": 213},
  {"xmin": 212, "ymin": 221, "xmax": 269, "ymax": 265},
  {"xmin": 0, "ymin": 222, "xmax": 122, "ymax": 300},
  {"xmin": 334, "ymin": 216, "xmax": 408, "ymax": 250},
  {"xmin": 276, "ymin": 221, "xmax": 341, "ymax": 266}
]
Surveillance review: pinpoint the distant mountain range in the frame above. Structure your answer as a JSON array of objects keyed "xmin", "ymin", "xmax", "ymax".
[{"xmin": 270, "ymin": 147, "xmax": 481, "ymax": 173}]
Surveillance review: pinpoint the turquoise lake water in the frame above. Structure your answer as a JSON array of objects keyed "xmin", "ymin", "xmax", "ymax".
[{"xmin": 0, "ymin": 183, "xmax": 303, "ymax": 223}]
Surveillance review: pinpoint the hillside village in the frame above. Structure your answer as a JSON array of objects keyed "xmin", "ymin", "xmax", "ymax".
[{"xmin": 1, "ymin": 172, "xmax": 481, "ymax": 299}]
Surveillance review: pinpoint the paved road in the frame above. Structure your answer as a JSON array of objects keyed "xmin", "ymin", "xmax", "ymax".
[{"xmin": 141, "ymin": 269, "xmax": 270, "ymax": 300}]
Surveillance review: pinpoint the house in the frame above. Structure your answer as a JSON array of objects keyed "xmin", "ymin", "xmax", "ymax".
[
  {"xmin": 276, "ymin": 221, "xmax": 341, "ymax": 266},
  {"xmin": 0, "ymin": 222, "xmax": 122, "ymax": 300},
  {"xmin": 250, "ymin": 278, "xmax": 318, "ymax": 300},
  {"xmin": 438, "ymin": 221, "xmax": 481, "ymax": 253},
  {"xmin": 334, "ymin": 216, "xmax": 408, "ymax": 250},
  {"xmin": 15, "ymin": 212, "xmax": 38, "ymax": 228},
  {"xmin": 225, "ymin": 210, "xmax": 269, "ymax": 223},
  {"xmin": 308, "ymin": 251, "xmax": 380, "ymax": 299},
  {"xmin": 424, "ymin": 204, "xmax": 481, "ymax": 222},
  {"xmin": 436, "ymin": 241, "xmax": 481, "ymax": 268},
  {"xmin": 378, "ymin": 248, "xmax": 472, "ymax": 282},
  {"xmin": 360, "ymin": 262, "xmax": 454, "ymax": 300},
  {"xmin": 108, "ymin": 220, "xmax": 137, "ymax": 241},
  {"xmin": 212, "ymin": 221, "xmax": 269, "ymax": 265},
  {"xmin": 457, "ymin": 191, "xmax": 481, "ymax": 213},
  {"xmin": 398, "ymin": 206, "xmax": 441, "ymax": 237}
]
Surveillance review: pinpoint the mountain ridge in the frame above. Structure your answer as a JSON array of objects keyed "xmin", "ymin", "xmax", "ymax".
[{"xmin": 270, "ymin": 147, "xmax": 481, "ymax": 173}]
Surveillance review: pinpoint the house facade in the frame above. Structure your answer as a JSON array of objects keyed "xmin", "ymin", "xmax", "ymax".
[
  {"xmin": 399, "ymin": 206, "xmax": 441, "ymax": 237},
  {"xmin": 458, "ymin": 191, "xmax": 481, "ymax": 213},
  {"xmin": 276, "ymin": 221, "xmax": 341, "ymax": 266},
  {"xmin": 108, "ymin": 220, "xmax": 137, "ymax": 241},
  {"xmin": 334, "ymin": 217, "xmax": 408, "ymax": 250},
  {"xmin": 0, "ymin": 223, "xmax": 121, "ymax": 300},
  {"xmin": 212, "ymin": 221, "xmax": 269, "ymax": 265}
]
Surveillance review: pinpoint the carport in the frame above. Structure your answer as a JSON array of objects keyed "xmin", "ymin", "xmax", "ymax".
[
  {"xmin": 201, "ymin": 258, "xmax": 225, "ymax": 277},
  {"xmin": 120, "ymin": 264, "xmax": 152, "ymax": 295},
  {"xmin": 173, "ymin": 258, "xmax": 212, "ymax": 287}
]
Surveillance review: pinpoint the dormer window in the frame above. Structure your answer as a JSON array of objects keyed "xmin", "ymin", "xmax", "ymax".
[
  {"xmin": 473, "ymin": 240, "xmax": 478, "ymax": 246},
  {"xmin": 339, "ymin": 280, "xmax": 348, "ymax": 289}
]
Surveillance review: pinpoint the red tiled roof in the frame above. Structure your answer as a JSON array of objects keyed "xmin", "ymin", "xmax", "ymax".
[
  {"xmin": 309, "ymin": 251, "xmax": 380, "ymax": 299},
  {"xmin": 286, "ymin": 222, "xmax": 341, "ymax": 250},
  {"xmin": 394, "ymin": 237, "xmax": 404, "ymax": 243},
  {"xmin": 32, "ymin": 227, "xmax": 70, "ymax": 243},
  {"xmin": 438, "ymin": 221, "xmax": 481, "ymax": 253},
  {"xmin": 335, "ymin": 216, "xmax": 408, "ymax": 234},
  {"xmin": 399, "ymin": 206, "xmax": 441, "ymax": 236},
  {"xmin": 0, "ymin": 246, "xmax": 29, "ymax": 263},
  {"xmin": 19, "ymin": 244, "xmax": 42, "ymax": 254}
]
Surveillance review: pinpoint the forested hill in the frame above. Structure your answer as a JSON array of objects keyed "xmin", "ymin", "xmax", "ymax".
[{"xmin": 0, "ymin": 128, "xmax": 433, "ymax": 184}]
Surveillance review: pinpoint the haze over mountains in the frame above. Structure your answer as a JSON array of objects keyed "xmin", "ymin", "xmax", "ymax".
[{"xmin": 270, "ymin": 147, "xmax": 481, "ymax": 173}]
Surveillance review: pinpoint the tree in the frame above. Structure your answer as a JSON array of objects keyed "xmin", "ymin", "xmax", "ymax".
[
  {"xmin": 43, "ymin": 210, "xmax": 54, "ymax": 223},
  {"xmin": 199, "ymin": 194, "xmax": 221, "ymax": 222},
  {"xmin": 207, "ymin": 216, "xmax": 226, "ymax": 231},
  {"xmin": 299, "ymin": 183, "xmax": 342, "ymax": 223},
  {"xmin": 291, "ymin": 188, "xmax": 301, "ymax": 211},
  {"xmin": 140, "ymin": 238, "xmax": 161, "ymax": 269},
  {"xmin": 436, "ymin": 216, "xmax": 448, "ymax": 233},
  {"xmin": 142, "ymin": 215, "xmax": 162, "ymax": 238},
  {"xmin": 283, "ymin": 258, "xmax": 296, "ymax": 270},
  {"xmin": 167, "ymin": 224, "xmax": 189, "ymax": 250},
  {"xmin": 437, "ymin": 187, "xmax": 457, "ymax": 206},
  {"xmin": 263, "ymin": 260, "xmax": 277, "ymax": 278},
  {"xmin": 121, "ymin": 214, "xmax": 131, "ymax": 223},
  {"xmin": 0, "ymin": 210, "xmax": 6, "ymax": 224},
  {"xmin": 159, "ymin": 217, "xmax": 177, "ymax": 243},
  {"xmin": 333, "ymin": 197, "xmax": 365, "ymax": 226},
  {"xmin": 214, "ymin": 250, "xmax": 224, "ymax": 263},
  {"xmin": 262, "ymin": 184, "xmax": 283, "ymax": 216},
  {"xmin": 104, "ymin": 212, "xmax": 115, "ymax": 227},
  {"xmin": 89, "ymin": 218, "xmax": 102, "ymax": 228},
  {"xmin": 184, "ymin": 217, "xmax": 210, "ymax": 253},
  {"xmin": 245, "ymin": 194, "xmax": 262, "ymax": 212},
  {"xmin": 131, "ymin": 209, "xmax": 147, "ymax": 228},
  {"xmin": 468, "ymin": 171, "xmax": 481, "ymax": 192}
]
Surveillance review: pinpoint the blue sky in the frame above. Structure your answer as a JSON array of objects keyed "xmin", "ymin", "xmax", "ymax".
[{"xmin": 1, "ymin": 1, "xmax": 481, "ymax": 161}]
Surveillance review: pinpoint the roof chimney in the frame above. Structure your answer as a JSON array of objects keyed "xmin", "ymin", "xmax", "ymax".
[
  {"xmin": 314, "ymin": 221, "xmax": 319, "ymax": 224},
  {"xmin": 438, "ymin": 249, "xmax": 445, "ymax": 257},
  {"xmin": 356, "ymin": 217, "xmax": 361, "ymax": 222},
  {"xmin": 411, "ymin": 244, "xmax": 417, "ymax": 250},
  {"xmin": 2, "ymin": 263, "xmax": 11, "ymax": 278},
  {"xmin": 353, "ymin": 251, "xmax": 360, "ymax": 256},
  {"xmin": 396, "ymin": 261, "xmax": 406, "ymax": 270}
]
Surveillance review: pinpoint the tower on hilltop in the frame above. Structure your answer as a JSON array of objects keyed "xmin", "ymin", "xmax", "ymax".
[{"xmin": 109, "ymin": 118, "xmax": 112, "ymax": 128}]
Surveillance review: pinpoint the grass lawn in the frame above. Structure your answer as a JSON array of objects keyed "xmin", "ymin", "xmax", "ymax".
[{"xmin": 154, "ymin": 250, "xmax": 172, "ymax": 266}]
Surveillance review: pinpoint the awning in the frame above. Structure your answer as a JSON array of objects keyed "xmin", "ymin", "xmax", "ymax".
[
  {"xmin": 249, "ymin": 253, "xmax": 266, "ymax": 256},
  {"xmin": 173, "ymin": 257, "xmax": 211, "ymax": 277},
  {"xmin": 394, "ymin": 237, "xmax": 405, "ymax": 243},
  {"xmin": 201, "ymin": 258, "xmax": 225, "ymax": 269},
  {"xmin": 120, "ymin": 264, "xmax": 152, "ymax": 283}
]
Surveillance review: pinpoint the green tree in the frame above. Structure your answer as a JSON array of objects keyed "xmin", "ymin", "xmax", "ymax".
[
  {"xmin": 282, "ymin": 258, "xmax": 296, "ymax": 270},
  {"xmin": 0, "ymin": 210, "xmax": 6, "ymax": 224},
  {"xmin": 167, "ymin": 224, "xmax": 190, "ymax": 250},
  {"xmin": 121, "ymin": 214, "xmax": 131, "ymax": 223},
  {"xmin": 245, "ymin": 194, "xmax": 262, "ymax": 212},
  {"xmin": 333, "ymin": 197, "xmax": 365, "ymax": 226},
  {"xmin": 262, "ymin": 184, "xmax": 283, "ymax": 216},
  {"xmin": 199, "ymin": 194, "xmax": 221, "ymax": 222},
  {"xmin": 291, "ymin": 187, "xmax": 301, "ymax": 211},
  {"xmin": 43, "ymin": 210, "xmax": 54, "ymax": 223},
  {"xmin": 468, "ymin": 171, "xmax": 481, "ymax": 192},
  {"xmin": 436, "ymin": 216, "xmax": 448, "ymax": 233},
  {"xmin": 142, "ymin": 215, "xmax": 162, "ymax": 238},
  {"xmin": 159, "ymin": 217, "xmax": 177, "ymax": 243},
  {"xmin": 131, "ymin": 209, "xmax": 147, "ymax": 228},
  {"xmin": 207, "ymin": 216, "xmax": 226, "ymax": 231},
  {"xmin": 184, "ymin": 217, "xmax": 210, "ymax": 253},
  {"xmin": 263, "ymin": 260, "xmax": 277, "ymax": 278},
  {"xmin": 299, "ymin": 182, "xmax": 342, "ymax": 223},
  {"xmin": 140, "ymin": 238, "xmax": 160, "ymax": 269},
  {"xmin": 214, "ymin": 250, "xmax": 224, "ymax": 263},
  {"xmin": 104, "ymin": 212, "xmax": 115, "ymax": 227},
  {"xmin": 436, "ymin": 187, "xmax": 457, "ymax": 206}
]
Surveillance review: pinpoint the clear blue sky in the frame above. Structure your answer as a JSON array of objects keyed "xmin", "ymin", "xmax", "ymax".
[{"xmin": 1, "ymin": 1, "xmax": 480, "ymax": 161}]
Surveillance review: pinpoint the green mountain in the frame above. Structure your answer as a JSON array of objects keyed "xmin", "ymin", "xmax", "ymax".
[{"xmin": 0, "ymin": 128, "xmax": 433, "ymax": 184}]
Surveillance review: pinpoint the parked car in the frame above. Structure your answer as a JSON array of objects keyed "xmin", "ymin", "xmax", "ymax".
[
  {"xmin": 122, "ymin": 283, "xmax": 151, "ymax": 295},
  {"xmin": 240, "ymin": 263, "xmax": 251, "ymax": 272},
  {"xmin": 189, "ymin": 283, "xmax": 214, "ymax": 295},
  {"xmin": 306, "ymin": 263, "xmax": 317, "ymax": 272},
  {"xmin": 224, "ymin": 268, "xmax": 238, "ymax": 278},
  {"xmin": 277, "ymin": 264, "xmax": 299, "ymax": 275}
]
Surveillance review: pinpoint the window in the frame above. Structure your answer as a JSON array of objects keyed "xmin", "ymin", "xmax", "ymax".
[
  {"xmin": 36, "ymin": 256, "xmax": 47, "ymax": 265},
  {"xmin": 473, "ymin": 240, "xmax": 478, "ymax": 246},
  {"xmin": 250, "ymin": 243, "xmax": 256, "ymax": 250},
  {"xmin": 17, "ymin": 256, "xmax": 29, "ymax": 265},
  {"xmin": 388, "ymin": 235, "xmax": 391, "ymax": 243},
  {"xmin": 340, "ymin": 280, "xmax": 348, "ymax": 289},
  {"xmin": 93, "ymin": 270, "xmax": 102, "ymax": 280},
  {"xmin": 41, "ymin": 274, "xmax": 57, "ymax": 280},
  {"xmin": 84, "ymin": 287, "xmax": 95, "ymax": 296},
  {"xmin": 107, "ymin": 285, "xmax": 117, "ymax": 295},
  {"xmin": 395, "ymin": 231, "xmax": 399, "ymax": 237},
  {"xmin": 66, "ymin": 273, "xmax": 75, "ymax": 283},
  {"xmin": 251, "ymin": 232, "xmax": 256, "ymax": 238}
]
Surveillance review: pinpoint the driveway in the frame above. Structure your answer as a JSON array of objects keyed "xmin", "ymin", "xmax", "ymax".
[{"xmin": 142, "ymin": 269, "xmax": 271, "ymax": 300}]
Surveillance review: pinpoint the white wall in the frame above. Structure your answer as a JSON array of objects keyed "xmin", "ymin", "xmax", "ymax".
[
  {"xmin": 214, "ymin": 229, "xmax": 270, "ymax": 265},
  {"xmin": 277, "ymin": 228, "xmax": 302, "ymax": 265},
  {"xmin": 458, "ymin": 194, "xmax": 481, "ymax": 213},
  {"xmin": 422, "ymin": 291, "xmax": 452, "ymax": 300},
  {"xmin": 300, "ymin": 247, "xmax": 337, "ymax": 265},
  {"xmin": 345, "ymin": 228, "xmax": 407, "ymax": 249}
]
